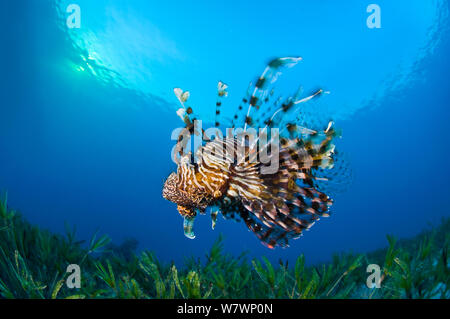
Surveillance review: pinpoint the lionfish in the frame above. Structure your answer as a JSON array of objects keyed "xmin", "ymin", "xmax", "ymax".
[{"xmin": 162, "ymin": 57, "xmax": 349, "ymax": 248}]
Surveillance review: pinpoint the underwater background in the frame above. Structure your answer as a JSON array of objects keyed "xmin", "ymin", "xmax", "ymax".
[{"xmin": 0, "ymin": 0, "xmax": 449, "ymax": 270}]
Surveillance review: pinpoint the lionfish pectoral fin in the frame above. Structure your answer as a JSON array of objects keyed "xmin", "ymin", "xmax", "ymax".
[{"xmin": 231, "ymin": 121, "xmax": 340, "ymax": 248}]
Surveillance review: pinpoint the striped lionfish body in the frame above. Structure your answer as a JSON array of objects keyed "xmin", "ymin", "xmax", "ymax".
[{"xmin": 163, "ymin": 57, "xmax": 349, "ymax": 248}]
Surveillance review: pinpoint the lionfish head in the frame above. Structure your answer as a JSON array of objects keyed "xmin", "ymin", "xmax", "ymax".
[
  {"xmin": 162, "ymin": 172, "xmax": 196, "ymax": 218},
  {"xmin": 162, "ymin": 171, "xmax": 197, "ymax": 239}
]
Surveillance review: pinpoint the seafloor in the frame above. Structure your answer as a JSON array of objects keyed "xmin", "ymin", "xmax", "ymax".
[{"xmin": 0, "ymin": 193, "xmax": 448, "ymax": 299}]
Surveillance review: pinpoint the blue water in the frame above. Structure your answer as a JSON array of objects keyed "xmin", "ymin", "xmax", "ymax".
[{"xmin": 0, "ymin": 0, "xmax": 449, "ymax": 265}]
